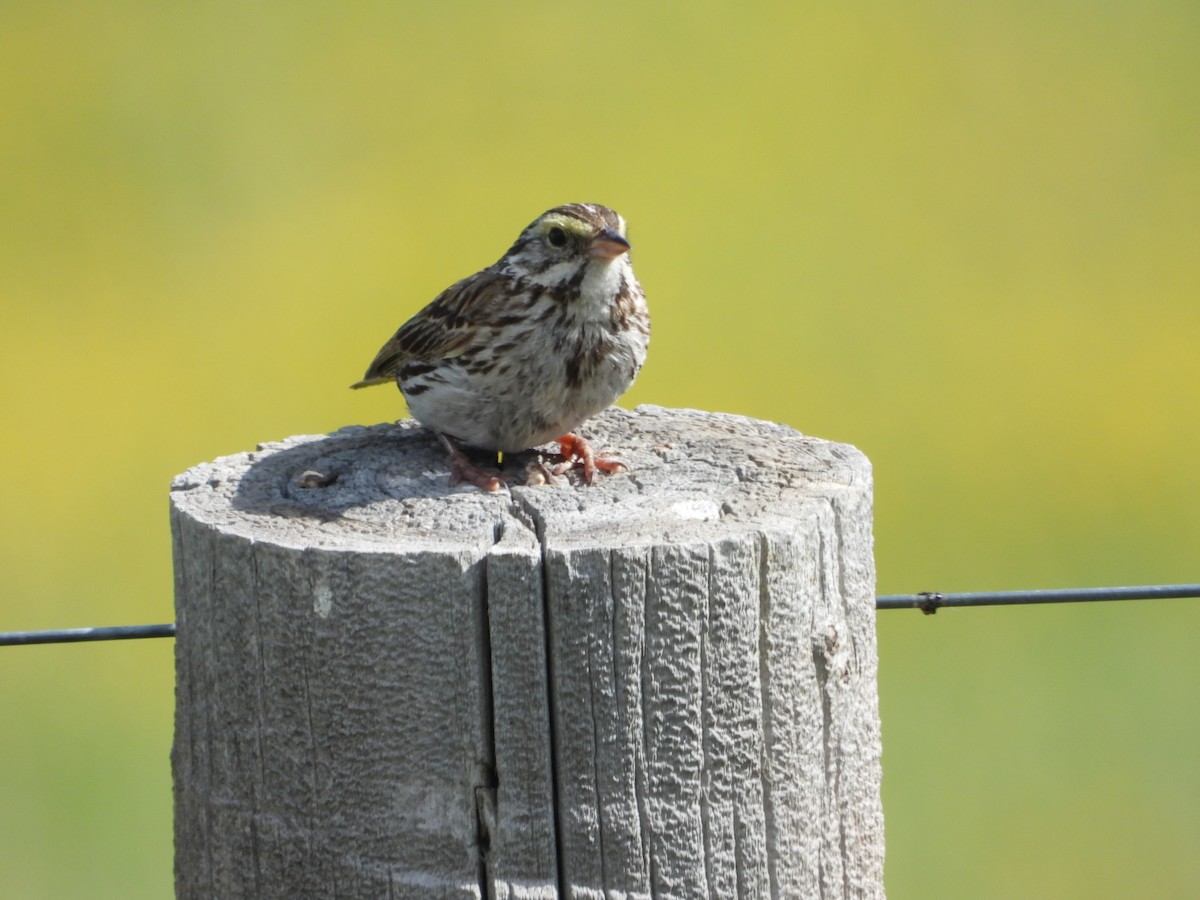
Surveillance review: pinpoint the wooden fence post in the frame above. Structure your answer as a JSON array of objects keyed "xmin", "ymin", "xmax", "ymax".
[{"xmin": 170, "ymin": 405, "xmax": 885, "ymax": 899}]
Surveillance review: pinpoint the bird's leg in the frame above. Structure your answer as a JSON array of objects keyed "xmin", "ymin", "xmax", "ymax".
[
  {"xmin": 438, "ymin": 433, "xmax": 505, "ymax": 492},
  {"xmin": 551, "ymin": 433, "xmax": 626, "ymax": 485}
]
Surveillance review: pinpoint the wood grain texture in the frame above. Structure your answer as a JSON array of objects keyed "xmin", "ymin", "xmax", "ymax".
[{"xmin": 171, "ymin": 405, "xmax": 883, "ymax": 899}]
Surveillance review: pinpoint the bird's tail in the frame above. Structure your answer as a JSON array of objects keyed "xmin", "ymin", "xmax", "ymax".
[{"xmin": 349, "ymin": 376, "xmax": 394, "ymax": 390}]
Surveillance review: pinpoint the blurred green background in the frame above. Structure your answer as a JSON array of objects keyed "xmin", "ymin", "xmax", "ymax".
[{"xmin": 2, "ymin": 2, "xmax": 1198, "ymax": 897}]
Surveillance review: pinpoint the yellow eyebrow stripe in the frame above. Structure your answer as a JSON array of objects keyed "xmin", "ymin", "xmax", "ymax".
[{"xmin": 538, "ymin": 214, "xmax": 594, "ymax": 238}]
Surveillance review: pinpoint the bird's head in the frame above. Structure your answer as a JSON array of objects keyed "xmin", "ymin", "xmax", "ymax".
[{"xmin": 501, "ymin": 203, "xmax": 632, "ymax": 283}]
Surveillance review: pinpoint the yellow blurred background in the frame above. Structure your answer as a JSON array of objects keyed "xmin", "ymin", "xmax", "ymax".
[{"xmin": 2, "ymin": 2, "xmax": 1198, "ymax": 897}]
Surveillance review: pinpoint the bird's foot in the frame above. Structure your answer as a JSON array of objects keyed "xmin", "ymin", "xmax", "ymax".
[
  {"xmin": 550, "ymin": 433, "xmax": 626, "ymax": 485},
  {"xmin": 522, "ymin": 459, "xmax": 558, "ymax": 487},
  {"xmin": 438, "ymin": 433, "xmax": 505, "ymax": 492}
]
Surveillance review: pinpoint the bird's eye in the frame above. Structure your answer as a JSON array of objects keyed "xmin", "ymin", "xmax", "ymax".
[{"xmin": 547, "ymin": 226, "xmax": 568, "ymax": 248}]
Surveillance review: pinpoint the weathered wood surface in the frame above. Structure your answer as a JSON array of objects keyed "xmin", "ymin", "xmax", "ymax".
[{"xmin": 171, "ymin": 404, "xmax": 884, "ymax": 899}]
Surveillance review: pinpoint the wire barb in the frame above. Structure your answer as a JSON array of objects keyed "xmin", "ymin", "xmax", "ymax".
[{"xmin": 875, "ymin": 583, "xmax": 1200, "ymax": 614}]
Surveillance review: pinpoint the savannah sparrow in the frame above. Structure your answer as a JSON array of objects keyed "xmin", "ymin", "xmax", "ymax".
[{"xmin": 352, "ymin": 203, "xmax": 650, "ymax": 491}]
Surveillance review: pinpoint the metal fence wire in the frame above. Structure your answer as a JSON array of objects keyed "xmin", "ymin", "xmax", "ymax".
[{"xmin": 1, "ymin": 584, "xmax": 1197, "ymax": 647}]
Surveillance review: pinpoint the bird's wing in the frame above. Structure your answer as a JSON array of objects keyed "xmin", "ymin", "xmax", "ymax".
[{"xmin": 352, "ymin": 269, "xmax": 510, "ymax": 388}]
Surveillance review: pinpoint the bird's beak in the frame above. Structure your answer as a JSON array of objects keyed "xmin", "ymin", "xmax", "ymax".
[{"xmin": 588, "ymin": 228, "xmax": 632, "ymax": 260}]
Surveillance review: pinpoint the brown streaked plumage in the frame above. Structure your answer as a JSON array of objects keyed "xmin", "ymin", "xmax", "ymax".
[{"xmin": 353, "ymin": 203, "xmax": 650, "ymax": 490}]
